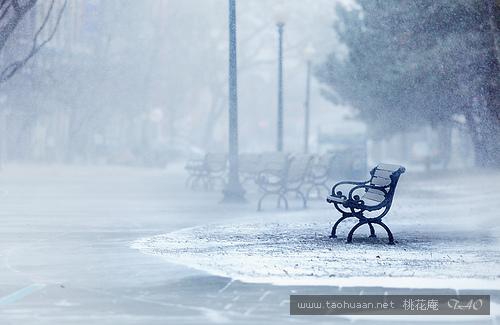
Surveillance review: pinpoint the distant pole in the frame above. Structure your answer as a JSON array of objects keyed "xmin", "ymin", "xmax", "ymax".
[
  {"xmin": 222, "ymin": 0, "xmax": 245, "ymax": 202},
  {"xmin": 302, "ymin": 45, "xmax": 315, "ymax": 154},
  {"xmin": 304, "ymin": 60, "xmax": 311, "ymax": 153},
  {"xmin": 276, "ymin": 22, "xmax": 284, "ymax": 152}
]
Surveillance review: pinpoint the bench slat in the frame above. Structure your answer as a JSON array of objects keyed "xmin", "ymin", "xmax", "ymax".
[
  {"xmin": 287, "ymin": 155, "xmax": 312, "ymax": 183},
  {"xmin": 362, "ymin": 190, "xmax": 385, "ymax": 202},
  {"xmin": 205, "ymin": 153, "xmax": 227, "ymax": 172},
  {"xmin": 367, "ymin": 188, "xmax": 386, "ymax": 196},
  {"xmin": 377, "ymin": 163, "xmax": 402, "ymax": 172},
  {"xmin": 371, "ymin": 176, "xmax": 391, "ymax": 186},
  {"xmin": 373, "ymin": 169, "xmax": 392, "ymax": 179},
  {"xmin": 239, "ymin": 154, "xmax": 261, "ymax": 174},
  {"xmin": 361, "ymin": 197, "xmax": 382, "ymax": 206},
  {"xmin": 259, "ymin": 153, "xmax": 288, "ymax": 171}
]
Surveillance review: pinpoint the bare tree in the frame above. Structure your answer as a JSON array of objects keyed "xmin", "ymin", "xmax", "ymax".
[{"xmin": 0, "ymin": 0, "xmax": 66, "ymax": 84}]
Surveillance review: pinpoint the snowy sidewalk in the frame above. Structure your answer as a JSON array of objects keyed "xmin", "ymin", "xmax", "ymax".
[
  {"xmin": 133, "ymin": 222, "xmax": 500, "ymax": 289},
  {"xmin": 134, "ymin": 169, "xmax": 500, "ymax": 290}
]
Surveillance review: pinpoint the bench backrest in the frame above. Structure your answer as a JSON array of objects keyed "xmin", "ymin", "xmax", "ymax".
[
  {"xmin": 258, "ymin": 152, "xmax": 288, "ymax": 175},
  {"xmin": 362, "ymin": 163, "xmax": 405, "ymax": 207},
  {"xmin": 205, "ymin": 153, "xmax": 227, "ymax": 173},
  {"xmin": 286, "ymin": 154, "xmax": 313, "ymax": 184},
  {"xmin": 239, "ymin": 153, "xmax": 261, "ymax": 174},
  {"xmin": 313, "ymin": 152, "xmax": 336, "ymax": 177}
]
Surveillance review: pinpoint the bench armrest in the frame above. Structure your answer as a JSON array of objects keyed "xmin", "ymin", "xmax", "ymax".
[
  {"xmin": 307, "ymin": 165, "xmax": 329, "ymax": 183},
  {"xmin": 331, "ymin": 180, "xmax": 368, "ymax": 196},
  {"xmin": 327, "ymin": 180, "xmax": 369, "ymax": 204},
  {"xmin": 256, "ymin": 169, "xmax": 285, "ymax": 191}
]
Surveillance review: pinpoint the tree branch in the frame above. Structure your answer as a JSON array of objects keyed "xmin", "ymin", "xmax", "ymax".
[
  {"xmin": 0, "ymin": 0, "xmax": 67, "ymax": 84},
  {"xmin": 0, "ymin": 0, "xmax": 38, "ymax": 52},
  {"xmin": 10, "ymin": 0, "xmax": 20, "ymax": 12}
]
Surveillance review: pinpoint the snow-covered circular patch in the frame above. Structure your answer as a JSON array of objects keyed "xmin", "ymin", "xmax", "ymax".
[{"xmin": 132, "ymin": 222, "xmax": 500, "ymax": 289}]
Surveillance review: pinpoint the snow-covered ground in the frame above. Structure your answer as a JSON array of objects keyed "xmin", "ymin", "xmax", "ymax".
[
  {"xmin": 0, "ymin": 164, "xmax": 499, "ymax": 324},
  {"xmin": 133, "ymin": 222, "xmax": 500, "ymax": 289},
  {"xmin": 134, "ymin": 169, "xmax": 500, "ymax": 290}
]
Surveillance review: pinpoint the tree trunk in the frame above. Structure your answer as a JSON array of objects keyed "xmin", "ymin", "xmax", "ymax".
[
  {"xmin": 465, "ymin": 110, "xmax": 500, "ymax": 168},
  {"xmin": 463, "ymin": 2, "xmax": 500, "ymax": 168},
  {"xmin": 201, "ymin": 94, "xmax": 224, "ymax": 150},
  {"xmin": 436, "ymin": 123, "xmax": 452, "ymax": 169}
]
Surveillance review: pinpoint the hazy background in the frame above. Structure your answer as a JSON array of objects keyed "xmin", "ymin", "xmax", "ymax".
[
  {"xmin": 0, "ymin": 0, "xmax": 498, "ymax": 170},
  {"xmin": 0, "ymin": 2, "xmax": 499, "ymax": 323}
]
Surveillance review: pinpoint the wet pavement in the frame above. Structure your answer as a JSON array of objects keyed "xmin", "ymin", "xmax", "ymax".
[{"xmin": 0, "ymin": 165, "xmax": 497, "ymax": 324}]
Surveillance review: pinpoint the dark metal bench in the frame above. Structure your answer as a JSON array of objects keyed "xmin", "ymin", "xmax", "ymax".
[
  {"xmin": 185, "ymin": 153, "xmax": 227, "ymax": 190},
  {"xmin": 239, "ymin": 153, "xmax": 262, "ymax": 186},
  {"xmin": 326, "ymin": 163, "xmax": 405, "ymax": 244},
  {"xmin": 304, "ymin": 153, "xmax": 336, "ymax": 200},
  {"xmin": 256, "ymin": 153, "xmax": 312, "ymax": 211},
  {"xmin": 185, "ymin": 157, "xmax": 205, "ymax": 189}
]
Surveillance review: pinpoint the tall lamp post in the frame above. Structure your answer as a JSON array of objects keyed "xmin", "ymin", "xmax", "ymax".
[
  {"xmin": 223, "ymin": 0, "xmax": 245, "ymax": 202},
  {"xmin": 303, "ymin": 45, "xmax": 315, "ymax": 154},
  {"xmin": 274, "ymin": 7, "xmax": 287, "ymax": 152}
]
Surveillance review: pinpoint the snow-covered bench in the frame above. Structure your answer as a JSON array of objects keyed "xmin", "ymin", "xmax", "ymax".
[
  {"xmin": 257, "ymin": 154, "xmax": 312, "ymax": 211},
  {"xmin": 326, "ymin": 163, "xmax": 406, "ymax": 244},
  {"xmin": 238, "ymin": 153, "xmax": 263, "ymax": 185},
  {"xmin": 185, "ymin": 153, "xmax": 227, "ymax": 190},
  {"xmin": 304, "ymin": 152, "xmax": 336, "ymax": 199}
]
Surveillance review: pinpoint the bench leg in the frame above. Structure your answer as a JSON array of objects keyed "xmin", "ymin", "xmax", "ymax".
[
  {"xmin": 277, "ymin": 194, "xmax": 288, "ymax": 210},
  {"xmin": 305, "ymin": 186, "xmax": 314, "ymax": 199},
  {"xmin": 202, "ymin": 177, "xmax": 210, "ymax": 191},
  {"xmin": 191, "ymin": 176, "xmax": 202, "ymax": 190},
  {"xmin": 214, "ymin": 176, "xmax": 227, "ymax": 189},
  {"xmin": 346, "ymin": 221, "xmax": 366, "ymax": 243},
  {"xmin": 306, "ymin": 185, "xmax": 319, "ymax": 200},
  {"xmin": 347, "ymin": 221, "xmax": 394, "ymax": 244},
  {"xmin": 208, "ymin": 176, "xmax": 225, "ymax": 190},
  {"xmin": 259, "ymin": 193, "xmax": 288, "ymax": 211},
  {"xmin": 330, "ymin": 214, "xmax": 351, "ymax": 238},
  {"xmin": 307, "ymin": 184, "xmax": 329, "ymax": 200},
  {"xmin": 257, "ymin": 193, "xmax": 271, "ymax": 211},
  {"xmin": 296, "ymin": 190, "xmax": 307, "ymax": 209},
  {"xmin": 368, "ymin": 222, "xmax": 377, "ymax": 238},
  {"xmin": 375, "ymin": 221, "xmax": 395, "ymax": 245}
]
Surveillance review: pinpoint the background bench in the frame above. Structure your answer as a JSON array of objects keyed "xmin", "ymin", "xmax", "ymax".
[
  {"xmin": 185, "ymin": 153, "xmax": 227, "ymax": 190},
  {"xmin": 256, "ymin": 154, "xmax": 312, "ymax": 211}
]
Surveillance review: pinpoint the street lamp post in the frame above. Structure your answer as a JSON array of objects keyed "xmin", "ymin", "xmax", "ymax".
[
  {"xmin": 304, "ymin": 60, "xmax": 311, "ymax": 154},
  {"xmin": 274, "ymin": 8, "xmax": 286, "ymax": 152},
  {"xmin": 222, "ymin": 0, "xmax": 245, "ymax": 202},
  {"xmin": 303, "ymin": 45, "xmax": 315, "ymax": 154}
]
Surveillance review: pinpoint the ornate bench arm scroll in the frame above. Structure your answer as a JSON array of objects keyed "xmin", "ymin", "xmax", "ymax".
[{"xmin": 331, "ymin": 180, "xmax": 369, "ymax": 198}]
